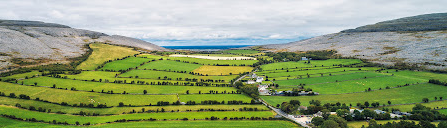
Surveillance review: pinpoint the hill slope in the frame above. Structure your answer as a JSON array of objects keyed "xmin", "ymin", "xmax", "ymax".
[
  {"xmin": 0, "ymin": 20, "xmax": 168, "ymax": 70},
  {"xmin": 262, "ymin": 13, "xmax": 447, "ymax": 70}
]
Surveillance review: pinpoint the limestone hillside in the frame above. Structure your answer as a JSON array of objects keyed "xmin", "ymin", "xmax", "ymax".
[
  {"xmin": 261, "ymin": 13, "xmax": 447, "ymax": 70},
  {"xmin": 0, "ymin": 20, "xmax": 168, "ymax": 70}
]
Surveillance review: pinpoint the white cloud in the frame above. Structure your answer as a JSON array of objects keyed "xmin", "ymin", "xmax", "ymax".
[{"xmin": 0, "ymin": 0, "xmax": 446, "ymax": 45}]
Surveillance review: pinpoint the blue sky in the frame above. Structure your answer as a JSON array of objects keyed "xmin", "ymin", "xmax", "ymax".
[{"xmin": 1, "ymin": 0, "xmax": 446, "ymax": 46}]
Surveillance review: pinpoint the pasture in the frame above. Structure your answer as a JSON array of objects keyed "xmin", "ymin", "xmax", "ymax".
[
  {"xmin": 20, "ymin": 77, "xmax": 237, "ymax": 94},
  {"xmin": 139, "ymin": 60, "xmax": 203, "ymax": 72},
  {"xmin": 0, "ymin": 117, "xmax": 299, "ymax": 128},
  {"xmin": 76, "ymin": 43, "xmax": 140, "ymax": 70},
  {"xmin": 120, "ymin": 70, "xmax": 237, "ymax": 82},
  {"xmin": 100, "ymin": 57, "xmax": 150, "ymax": 71},
  {"xmin": 0, "ymin": 97, "xmax": 268, "ymax": 115},
  {"xmin": 0, "ymin": 105, "xmax": 275, "ymax": 124},
  {"xmin": 262, "ymin": 83, "xmax": 447, "ymax": 106},
  {"xmin": 0, "ymin": 81, "xmax": 178, "ymax": 106}
]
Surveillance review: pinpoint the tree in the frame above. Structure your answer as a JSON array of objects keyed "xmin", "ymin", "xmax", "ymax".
[
  {"xmin": 186, "ymin": 90, "xmax": 189, "ymax": 94},
  {"xmin": 388, "ymin": 101, "xmax": 391, "ymax": 105},
  {"xmin": 118, "ymin": 102, "xmax": 124, "ymax": 107},
  {"xmin": 143, "ymin": 90, "xmax": 147, "ymax": 94},
  {"xmin": 435, "ymin": 97, "xmax": 438, "ymax": 100},
  {"xmin": 422, "ymin": 98, "xmax": 429, "ymax": 103},
  {"xmin": 321, "ymin": 120, "xmax": 339, "ymax": 128},
  {"xmin": 364, "ymin": 101, "xmax": 369, "ymax": 108},
  {"xmin": 290, "ymin": 100, "xmax": 301, "ymax": 106},
  {"xmin": 438, "ymin": 121, "xmax": 447, "ymax": 128},
  {"xmin": 311, "ymin": 117, "xmax": 324, "ymax": 126}
]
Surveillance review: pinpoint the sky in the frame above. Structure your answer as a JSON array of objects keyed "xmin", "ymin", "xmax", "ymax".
[{"xmin": 0, "ymin": 0, "xmax": 446, "ymax": 46}]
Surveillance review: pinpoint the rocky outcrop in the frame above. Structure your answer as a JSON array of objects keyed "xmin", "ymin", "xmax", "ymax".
[
  {"xmin": 0, "ymin": 20, "xmax": 168, "ymax": 70},
  {"xmin": 261, "ymin": 13, "xmax": 447, "ymax": 70}
]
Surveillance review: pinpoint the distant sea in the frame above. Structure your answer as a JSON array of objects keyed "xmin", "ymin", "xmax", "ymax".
[{"xmin": 162, "ymin": 45, "xmax": 253, "ymax": 51}]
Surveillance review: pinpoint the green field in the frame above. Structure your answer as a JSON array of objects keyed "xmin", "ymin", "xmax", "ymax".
[
  {"xmin": 0, "ymin": 96, "xmax": 267, "ymax": 115},
  {"xmin": 0, "ymin": 81, "xmax": 178, "ymax": 106},
  {"xmin": 120, "ymin": 70, "xmax": 237, "ymax": 82},
  {"xmin": 379, "ymin": 101, "xmax": 447, "ymax": 112},
  {"xmin": 77, "ymin": 43, "xmax": 140, "ymax": 70},
  {"xmin": 101, "ymin": 57, "xmax": 150, "ymax": 71},
  {"xmin": 180, "ymin": 94, "xmax": 254, "ymax": 103},
  {"xmin": 440, "ymin": 109, "xmax": 447, "ymax": 115},
  {"xmin": 0, "ymin": 117, "xmax": 299, "ymax": 128},
  {"xmin": 307, "ymin": 76, "xmax": 425, "ymax": 94},
  {"xmin": 1, "ymin": 71, "xmax": 42, "ymax": 80},
  {"xmin": 260, "ymin": 59, "xmax": 362, "ymax": 71},
  {"xmin": 258, "ymin": 67, "xmax": 370, "ymax": 78},
  {"xmin": 0, "ymin": 105, "xmax": 275, "ymax": 124},
  {"xmin": 139, "ymin": 60, "xmax": 203, "ymax": 72},
  {"xmin": 139, "ymin": 54, "xmax": 258, "ymax": 66},
  {"xmin": 20, "ymin": 77, "xmax": 237, "ymax": 94},
  {"xmin": 262, "ymin": 83, "xmax": 447, "ymax": 106},
  {"xmin": 274, "ymin": 72, "xmax": 388, "ymax": 87}
]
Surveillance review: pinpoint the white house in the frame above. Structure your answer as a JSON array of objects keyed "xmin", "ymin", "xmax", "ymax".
[
  {"xmin": 301, "ymin": 57, "xmax": 308, "ymax": 61},
  {"xmin": 256, "ymin": 77, "xmax": 264, "ymax": 82}
]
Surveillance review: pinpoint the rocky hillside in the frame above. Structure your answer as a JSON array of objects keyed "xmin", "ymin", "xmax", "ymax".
[
  {"xmin": 262, "ymin": 13, "xmax": 447, "ymax": 70},
  {"xmin": 0, "ymin": 20, "xmax": 168, "ymax": 70}
]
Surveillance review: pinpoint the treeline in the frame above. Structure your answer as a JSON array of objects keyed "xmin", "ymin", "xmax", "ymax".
[
  {"xmin": 49, "ymin": 75, "xmax": 232, "ymax": 87},
  {"xmin": 429, "ymin": 79, "xmax": 447, "ymax": 86},
  {"xmin": 124, "ymin": 107, "xmax": 264, "ymax": 114},
  {"xmin": 265, "ymin": 50, "xmax": 338, "ymax": 62},
  {"xmin": 365, "ymin": 120, "xmax": 447, "ymax": 128},
  {"xmin": 0, "ymin": 91, "xmax": 109, "ymax": 109}
]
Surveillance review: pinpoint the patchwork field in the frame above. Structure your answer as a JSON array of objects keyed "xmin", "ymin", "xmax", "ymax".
[
  {"xmin": 0, "ymin": 117, "xmax": 299, "ymax": 128},
  {"xmin": 262, "ymin": 83, "xmax": 447, "ymax": 106},
  {"xmin": 20, "ymin": 77, "xmax": 237, "ymax": 94},
  {"xmin": 77, "ymin": 43, "xmax": 140, "ymax": 70},
  {"xmin": 100, "ymin": 57, "xmax": 150, "ymax": 71},
  {"xmin": 139, "ymin": 60, "xmax": 203, "ymax": 72},
  {"xmin": 2, "ymin": 42, "xmax": 446, "ymax": 127}
]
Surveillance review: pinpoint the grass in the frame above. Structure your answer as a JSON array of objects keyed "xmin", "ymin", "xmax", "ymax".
[
  {"xmin": 179, "ymin": 94, "xmax": 254, "ymax": 103},
  {"xmin": 0, "ymin": 81, "xmax": 177, "ymax": 106},
  {"xmin": 440, "ymin": 109, "xmax": 447, "ymax": 115},
  {"xmin": 20, "ymin": 77, "xmax": 237, "ymax": 94},
  {"xmin": 261, "ymin": 83, "xmax": 447, "ymax": 106},
  {"xmin": 0, "ymin": 117, "xmax": 299, "ymax": 128},
  {"xmin": 139, "ymin": 54, "xmax": 258, "ymax": 66},
  {"xmin": 0, "ymin": 105, "xmax": 275, "ymax": 124},
  {"xmin": 307, "ymin": 75, "xmax": 425, "ymax": 94},
  {"xmin": 258, "ymin": 67, "xmax": 369, "ymax": 78},
  {"xmin": 76, "ymin": 43, "xmax": 140, "ymax": 70},
  {"xmin": 379, "ymin": 100, "xmax": 447, "ymax": 112},
  {"xmin": 389, "ymin": 70, "xmax": 447, "ymax": 81},
  {"xmin": 120, "ymin": 70, "xmax": 237, "ymax": 82},
  {"xmin": 0, "ymin": 96, "xmax": 268, "ymax": 115},
  {"xmin": 347, "ymin": 120, "xmax": 439, "ymax": 128},
  {"xmin": 260, "ymin": 59, "xmax": 362, "ymax": 71},
  {"xmin": 274, "ymin": 72, "xmax": 388, "ymax": 87},
  {"xmin": 0, "ymin": 71, "xmax": 41, "ymax": 80},
  {"xmin": 100, "ymin": 57, "xmax": 150, "ymax": 71},
  {"xmin": 139, "ymin": 60, "xmax": 203, "ymax": 72},
  {"xmin": 193, "ymin": 65, "xmax": 254, "ymax": 75}
]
